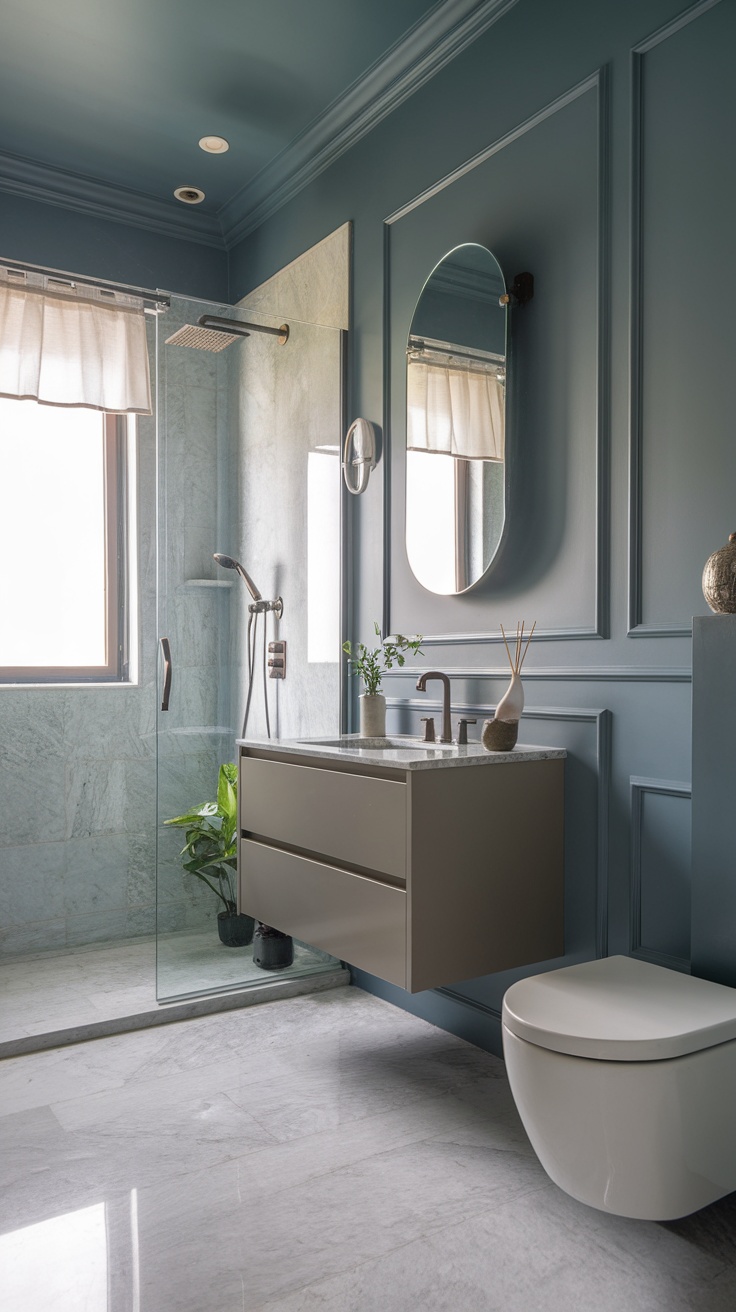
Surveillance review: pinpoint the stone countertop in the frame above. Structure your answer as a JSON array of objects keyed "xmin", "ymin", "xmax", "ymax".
[{"xmin": 236, "ymin": 734, "xmax": 566, "ymax": 772}]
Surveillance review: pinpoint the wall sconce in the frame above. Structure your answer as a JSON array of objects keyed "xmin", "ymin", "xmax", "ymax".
[{"xmin": 342, "ymin": 418, "xmax": 377, "ymax": 495}]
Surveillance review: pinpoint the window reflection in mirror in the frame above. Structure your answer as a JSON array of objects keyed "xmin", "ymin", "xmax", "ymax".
[
  {"xmin": 307, "ymin": 445, "xmax": 340, "ymax": 663},
  {"xmin": 405, "ymin": 243, "xmax": 507, "ymax": 595}
]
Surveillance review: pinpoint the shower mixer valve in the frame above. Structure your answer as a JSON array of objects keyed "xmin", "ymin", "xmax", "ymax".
[{"xmin": 268, "ymin": 641, "xmax": 286, "ymax": 679}]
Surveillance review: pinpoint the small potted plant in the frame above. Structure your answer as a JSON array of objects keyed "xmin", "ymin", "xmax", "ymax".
[
  {"xmin": 343, "ymin": 623, "xmax": 423, "ymax": 736},
  {"xmin": 164, "ymin": 762, "xmax": 254, "ymax": 947}
]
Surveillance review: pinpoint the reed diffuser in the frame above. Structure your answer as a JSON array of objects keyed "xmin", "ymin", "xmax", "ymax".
[{"xmin": 482, "ymin": 620, "xmax": 536, "ymax": 752}]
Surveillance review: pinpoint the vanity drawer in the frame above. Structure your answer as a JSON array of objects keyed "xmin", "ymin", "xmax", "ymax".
[
  {"xmin": 240, "ymin": 756, "xmax": 407, "ymax": 879},
  {"xmin": 240, "ymin": 838, "xmax": 407, "ymax": 988}
]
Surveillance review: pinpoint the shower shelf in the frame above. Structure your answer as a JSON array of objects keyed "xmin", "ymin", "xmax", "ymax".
[{"xmin": 181, "ymin": 578, "xmax": 234, "ymax": 589}]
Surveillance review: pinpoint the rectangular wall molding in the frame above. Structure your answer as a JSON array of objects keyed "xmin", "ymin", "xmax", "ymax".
[
  {"xmin": 385, "ymin": 664, "xmax": 691, "ymax": 683},
  {"xmin": 384, "ymin": 69, "xmax": 610, "ymax": 643},
  {"xmin": 628, "ymin": 0, "xmax": 726, "ymax": 637},
  {"xmin": 388, "ymin": 697, "xmax": 611, "ymax": 961},
  {"xmin": 629, "ymin": 776, "xmax": 691, "ymax": 971}
]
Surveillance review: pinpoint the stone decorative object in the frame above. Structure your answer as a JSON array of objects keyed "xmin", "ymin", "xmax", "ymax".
[
  {"xmin": 482, "ymin": 718, "xmax": 519, "ymax": 752},
  {"xmin": 482, "ymin": 621, "xmax": 536, "ymax": 753},
  {"xmin": 702, "ymin": 533, "xmax": 736, "ymax": 613},
  {"xmin": 360, "ymin": 693, "xmax": 386, "ymax": 737}
]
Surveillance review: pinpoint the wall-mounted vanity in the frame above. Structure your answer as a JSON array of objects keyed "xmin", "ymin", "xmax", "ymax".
[{"xmin": 237, "ymin": 736, "xmax": 565, "ymax": 992}]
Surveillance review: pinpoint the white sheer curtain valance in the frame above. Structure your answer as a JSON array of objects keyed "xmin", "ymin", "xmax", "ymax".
[
  {"xmin": 406, "ymin": 355, "xmax": 504, "ymax": 461},
  {"xmin": 0, "ymin": 267, "xmax": 152, "ymax": 414}
]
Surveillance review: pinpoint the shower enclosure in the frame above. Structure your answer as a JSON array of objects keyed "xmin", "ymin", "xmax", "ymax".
[{"xmin": 155, "ymin": 293, "xmax": 345, "ymax": 1001}]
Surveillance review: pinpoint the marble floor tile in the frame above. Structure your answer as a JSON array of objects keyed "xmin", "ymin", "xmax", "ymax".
[
  {"xmin": 0, "ymin": 1092, "xmax": 279, "ymax": 1228},
  {"xmin": 257, "ymin": 1178, "xmax": 736, "ymax": 1312},
  {"xmin": 0, "ymin": 931, "xmax": 344, "ymax": 1055},
  {"xmin": 3, "ymin": 986, "xmax": 736, "ymax": 1312},
  {"xmin": 223, "ymin": 1035, "xmax": 508, "ymax": 1144},
  {"xmin": 133, "ymin": 1136, "xmax": 548, "ymax": 1309}
]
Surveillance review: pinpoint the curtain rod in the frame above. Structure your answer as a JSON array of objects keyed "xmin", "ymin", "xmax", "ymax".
[
  {"xmin": 407, "ymin": 335, "xmax": 504, "ymax": 368},
  {"xmin": 0, "ymin": 256, "xmax": 170, "ymax": 311}
]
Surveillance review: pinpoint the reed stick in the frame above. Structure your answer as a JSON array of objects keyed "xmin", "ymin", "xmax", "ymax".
[
  {"xmin": 520, "ymin": 619, "xmax": 536, "ymax": 669},
  {"xmin": 499, "ymin": 619, "xmax": 537, "ymax": 674},
  {"xmin": 500, "ymin": 623, "xmax": 514, "ymax": 672}
]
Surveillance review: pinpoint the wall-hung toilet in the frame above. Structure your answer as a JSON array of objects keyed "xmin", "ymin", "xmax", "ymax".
[{"xmin": 502, "ymin": 955, "xmax": 736, "ymax": 1221}]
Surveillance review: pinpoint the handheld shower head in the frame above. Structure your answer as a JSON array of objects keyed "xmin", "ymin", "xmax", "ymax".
[{"xmin": 213, "ymin": 553, "xmax": 262, "ymax": 602}]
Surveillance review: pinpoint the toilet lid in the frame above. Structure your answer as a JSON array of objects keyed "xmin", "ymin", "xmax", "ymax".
[{"xmin": 502, "ymin": 955, "xmax": 736, "ymax": 1061}]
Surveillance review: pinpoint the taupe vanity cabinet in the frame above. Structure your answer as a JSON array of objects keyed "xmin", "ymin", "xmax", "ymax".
[{"xmin": 238, "ymin": 739, "xmax": 565, "ymax": 993}]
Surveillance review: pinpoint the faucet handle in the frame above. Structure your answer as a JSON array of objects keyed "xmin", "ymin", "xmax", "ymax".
[
  {"xmin": 456, "ymin": 718, "xmax": 477, "ymax": 746},
  {"xmin": 420, "ymin": 716, "xmax": 436, "ymax": 743}
]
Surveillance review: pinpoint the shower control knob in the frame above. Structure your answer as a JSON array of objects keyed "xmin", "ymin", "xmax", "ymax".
[{"xmin": 268, "ymin": 641, "xmax": 286, "ymax": 679}]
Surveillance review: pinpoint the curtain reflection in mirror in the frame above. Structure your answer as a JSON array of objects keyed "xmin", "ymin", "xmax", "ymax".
[
  {"xmin": 406, "ymin": 340, "xmax": 505, "ymax": 460},
  {"xmin": 406, "ymin": 340, "xmax": 505, "ymax": 594}
]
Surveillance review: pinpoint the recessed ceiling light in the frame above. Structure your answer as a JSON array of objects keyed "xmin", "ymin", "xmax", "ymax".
[
  {"xmin": 174, "ymin": 186, "xmax": 205, "ymax": 204},
  {"xmin": 199, "ymin": 135, "xmax": 229, "ymax": 154}
]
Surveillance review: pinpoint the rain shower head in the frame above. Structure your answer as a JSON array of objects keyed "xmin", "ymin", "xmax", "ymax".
[
  {"xmin": 165, "ymin": 315, "xmax": 289, "ymax": 350},
  {"xmin": 213, "ymin": 552, "xmax": 263, "ymax": 602},
  {"xmin": 164, "ymin": 323, "xmax": 239, "ymax": 351}
]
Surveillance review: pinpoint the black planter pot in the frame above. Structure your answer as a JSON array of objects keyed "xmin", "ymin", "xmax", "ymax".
[
  {"xmin": 217, "ymin": 909, "xmax": 255, "ymax": 947},
  {"xmin": 252, "ymin": 923, "xmax": 294, "ymax": 970}
]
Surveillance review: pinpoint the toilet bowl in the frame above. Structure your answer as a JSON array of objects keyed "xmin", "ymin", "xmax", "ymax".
[{"xmin": 502, "ymin": 955, "xmax": 736, "ymax": 1220}]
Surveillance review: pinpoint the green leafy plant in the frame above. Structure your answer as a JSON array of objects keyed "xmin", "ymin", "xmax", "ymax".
[
  {"xmin": 342, "ymin": 622, "xmax": 423, "ymax": 696},
  {"xmin": 164, "ymin": 762, "xmax": 239, "ymax": 913}
]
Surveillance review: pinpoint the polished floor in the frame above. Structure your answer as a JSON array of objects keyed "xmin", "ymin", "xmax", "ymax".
[
  {"xmin": 2, "ymin": 985, "xmax": 736, "ymax": 1310},
  {"xmin": 0, "ymin": 932, "xmax": 346, "ymax": 1057}
]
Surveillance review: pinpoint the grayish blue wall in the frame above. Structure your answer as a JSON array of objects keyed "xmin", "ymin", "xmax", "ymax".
[
  {"xmin": 691, "ymin": 615, "xmax": 736, "ymax": 988},
  {"xmin": 0, "ymin": 192, "xmax": 227, "ymax": 302},
  {"xmin": 230, "ymin": 0, "xmax": 734, "ymax": 1054}
]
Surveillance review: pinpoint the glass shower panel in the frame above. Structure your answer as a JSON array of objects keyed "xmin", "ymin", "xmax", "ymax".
[{"xmin": 155, "ymin": 295, "xmax": 343, "ymax": 1001}]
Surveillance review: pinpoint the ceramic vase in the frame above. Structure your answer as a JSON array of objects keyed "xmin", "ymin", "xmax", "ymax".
[
  {"xmin": 702, "ymin": 532, "xmax": 736, "ymax": 613},
  {"xmin": 494, "ymin": 671, "xmax": 524, "ymax": 722},
  {"xmin": 359, "ymin": 693, "xmax": 386, "ymax": 737},
  {"xmin": 482, "ymin": 671, "xmax": 524, "ymax": 753}
]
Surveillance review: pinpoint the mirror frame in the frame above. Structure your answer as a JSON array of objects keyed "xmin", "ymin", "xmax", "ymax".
[{"xmin": 404, "ymin": 241, "xmax": 509, "ymax": 596}]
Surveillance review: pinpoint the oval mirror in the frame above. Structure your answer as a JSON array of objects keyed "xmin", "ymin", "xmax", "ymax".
[{"xmin": 405, "ymin": 243, "xmax": 507, "ymax": 595}]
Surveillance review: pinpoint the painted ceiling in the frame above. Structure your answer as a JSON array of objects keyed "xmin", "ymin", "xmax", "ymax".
[{"xmin": 0, "ymin": 0, "xmax": 451, "ymax": 244}]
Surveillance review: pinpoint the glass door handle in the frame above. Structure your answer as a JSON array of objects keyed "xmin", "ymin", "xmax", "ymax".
[{"xmin": 160, "ymin": 637, "xmax": 172, "ymax": 711}]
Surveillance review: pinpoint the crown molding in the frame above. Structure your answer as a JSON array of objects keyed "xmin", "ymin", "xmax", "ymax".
[
  {"xmin": 0, "ymin": 149, "xmax": 225, "ymax": 249},
  {"xmin": 218, "ymin": 0, "xmax": 520, "ymax": 248},
  {"xmin": 0, "ymin": 0, "xmax": 519, "ymax": 252}
]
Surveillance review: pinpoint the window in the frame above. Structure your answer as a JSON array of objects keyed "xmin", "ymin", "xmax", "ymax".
[{"xmin": 0, "ymin": 398, "xmax": 134, "ymax": 682}]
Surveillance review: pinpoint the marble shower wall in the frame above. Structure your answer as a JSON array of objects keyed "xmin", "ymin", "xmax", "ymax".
[
  {"xmin": 0, "ymin": 322, "xmax": 158, "ymax": 956},
  {"xmin": 0, "ymin": 230, "xmax": 349, "ymax": 957},
  {"xmin": 230, "ymin": 225, "xmax": 350, "ymax": 742},
  {"xmin": 0, "ymin": 300, "xmax": 231, "ymax": 957},
  {"xmin": 155, "ymin": 295, "xmax": 236, "ymax": 937}
]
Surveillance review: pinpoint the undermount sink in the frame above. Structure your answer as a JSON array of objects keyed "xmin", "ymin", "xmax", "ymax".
[{"xmin": 298, "ymin": 736, "xmax": 458, "ymax": 751}]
